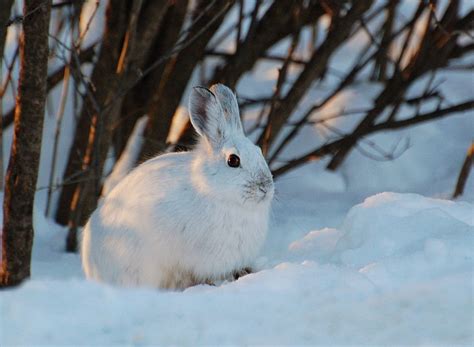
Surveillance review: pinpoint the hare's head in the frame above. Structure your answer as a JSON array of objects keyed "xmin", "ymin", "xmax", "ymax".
[{"xmin": 189, "ymin": 84, "xmax": 274, "ymax": 207}]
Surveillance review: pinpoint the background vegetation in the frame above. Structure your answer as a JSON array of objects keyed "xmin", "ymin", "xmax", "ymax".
[{"xmin": 0, "ymin": 0, "xmax": 472, "ymax": 286}]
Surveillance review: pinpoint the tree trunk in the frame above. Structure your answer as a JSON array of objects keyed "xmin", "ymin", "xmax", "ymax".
[
  {"xmin": 0, "ymin": 0, "xmax": 15, "ymax": 191},
  {"xmin": 113, "ymin": 0, "xmax": 188, "ymax": 158},
  {"xmin": 54, "ymin": 0, "xmax": 130, "ymax": 227},
  {"xmin": 1, "ymin": 0, "xmax": 51, "ymax": 287}
]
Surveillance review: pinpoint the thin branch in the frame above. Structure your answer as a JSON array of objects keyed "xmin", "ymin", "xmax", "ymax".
[
  {"xmin": 371, "ymin": 101, "xmax": 473, "ymax": 131},
  {"xmin": 268, "ymin": 49, "xmax": 375, "ymax": 164},
  {"xmin": 0, "ymin": 44, "xmax": 19, "ymax": 98},
  {"xmin": 205, "ymin": 49, "xmax": 308, "ymax": 66},
  {"xmin": 45, "ymin": 65, "xmax": 70, "ymax": 216},
  {"xmin": 453, "ymin": 142, "xmax": 474, "ymax": 198},
  {"xmin": 261, "ymin": 30, "xmax": 300, "ymax": 155},
  {"xmin": 256, "ymin": 1, "xmax": 374, "ymax": 152},
  {"xmin": 2, "ymin": 42, "xmax": 97, "ymax": 129},
  {"xmin": 273, "ymin": 100, "xmax": 473, "ymax": 177}
]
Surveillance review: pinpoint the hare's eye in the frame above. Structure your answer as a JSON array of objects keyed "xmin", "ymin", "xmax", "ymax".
[{"xmin": 227, "ymin": 154, "xmax": 240, "ymax": 168}]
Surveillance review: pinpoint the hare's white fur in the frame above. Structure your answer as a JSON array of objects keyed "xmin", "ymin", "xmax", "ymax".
[{"xmin": 81, "ymin": 84, "xmax": 274, "ymax": 289}]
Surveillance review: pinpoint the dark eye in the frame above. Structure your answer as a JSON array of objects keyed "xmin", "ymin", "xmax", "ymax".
[{"xmin": 227, "ymin": 154, "xmax": 240, "ymax": 168}]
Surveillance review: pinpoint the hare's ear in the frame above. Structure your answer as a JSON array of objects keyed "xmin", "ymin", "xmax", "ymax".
[
  {"xmin": 211, "ymin": 84, "xmax": 243, "ymax": 134},
  {"xmin": 189, "ymin": 86, "xmax": 226, "ymax": 146}
]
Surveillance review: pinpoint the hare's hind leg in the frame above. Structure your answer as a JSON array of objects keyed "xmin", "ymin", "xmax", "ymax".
[
  {"xmin": 159, "ymin": 266, "xmax": 214, "ymax": 289},
  {"xmin": 232, "ymin": 267, "xmax": 253, "ymax": 280}
]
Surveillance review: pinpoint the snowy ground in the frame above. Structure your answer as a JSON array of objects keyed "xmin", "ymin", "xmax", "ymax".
[
  {"xmin": 1, "ymin": 0, "xmax": 474, "ymax": 345},
  {"xmin": 1, "ymin": 191, "xmax": 473, "ymax": 345}
]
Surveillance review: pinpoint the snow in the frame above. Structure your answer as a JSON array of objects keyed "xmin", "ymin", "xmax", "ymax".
[{"xmin": 1, "ymin": 193, "xmax": 473, "ymax": 345}]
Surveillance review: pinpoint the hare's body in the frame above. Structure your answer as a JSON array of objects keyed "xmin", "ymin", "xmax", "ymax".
[
  {"xmin": 82, "ymin": 84, "xmax": 274, "ymax": 289},
  {"xmin": 82, "ymin": 151, "xmax": 269, "ymax": 288}
]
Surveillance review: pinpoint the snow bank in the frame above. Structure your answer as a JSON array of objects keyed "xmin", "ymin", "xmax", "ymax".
[{"xmin": 1, "ymin": 192, "xmax": 472, "ymax": 345}]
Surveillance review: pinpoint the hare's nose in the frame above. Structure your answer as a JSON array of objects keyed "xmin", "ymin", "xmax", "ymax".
[{"xmin": 258, "ymin": 176, "xmax": 273, "ymax": 191}]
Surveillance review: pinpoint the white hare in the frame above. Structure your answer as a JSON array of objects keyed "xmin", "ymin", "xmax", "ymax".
[{"xmin": 81, "ymin": 84, "xmax": 274, "ymax": 289}]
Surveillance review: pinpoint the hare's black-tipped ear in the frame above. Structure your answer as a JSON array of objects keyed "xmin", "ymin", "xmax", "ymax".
[
  {"xmin": 211, "ymin": 84, "xmax": 243, "ymax": 134},
  {"xmin": 189, "ymin": 86, "xmax": 226, "ymax": 146}
]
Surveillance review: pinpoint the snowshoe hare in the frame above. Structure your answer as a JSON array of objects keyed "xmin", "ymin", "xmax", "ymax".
[{"xmin": 81, "ymin": 84, "xmax": 274, "ymax": 289}]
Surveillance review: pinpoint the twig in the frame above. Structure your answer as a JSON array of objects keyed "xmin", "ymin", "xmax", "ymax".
[
  {"xmin": 76, "ymin": 0, "xmax": 99, "ymax": 48},
  {"xmin": 45, "ymin": 65, "xmax": 71, "ymax": 216},
  {"xmin": 2, "ymin": 42, "xmax": 97, "ymax": 129},
  {"xmin": 205, "ymin": 49, "xmax": 308, "ymax": 66},
  {"xmin": 321, "ymin": 121, "xmax": 408, "ymax": 162},
  {"xmin": 371, "ymin": 101, "xmax": 474, "ymax": 131},
  {"xmin": 261, "ymin": 30, "xmax": 300, "ymax": 155},
  {"xmin": 395, "ymin": 2, "xmax": 424, "ymax": 69},
  {"xmin": 236, "ymin": 0, "xmax": 244, "ymax": 48},
  {"xmin": 453, "ymin": 142, "xmax": 474, "ymax": 198},
  {"xmin": 0, "ymin": 45, "xmax": 19, "ymax": 98},
  {"xmin": 5, "ymin": 0, "xmax": 50, "ymax": 26}
]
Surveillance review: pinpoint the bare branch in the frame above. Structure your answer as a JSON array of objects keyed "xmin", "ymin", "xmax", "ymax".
[
  {"xmin": 257, "ymin": 1, "xmax": 374, "ymax": 151},
  {"xmin": 2, "ymin": 42, "xmax": 97, "ymax": 129},
  {"xmin": 273, "ymin": 100, "xmax": 473, "ymax": 177},
  {"xmin": 453, "ymin": 142, "xmax": 474, "ymax": 198}
]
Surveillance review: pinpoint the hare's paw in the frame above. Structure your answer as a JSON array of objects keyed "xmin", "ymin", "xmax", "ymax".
[{"xmin": 233, "ymin": 267, "xmax": 253, "ymax": 280}]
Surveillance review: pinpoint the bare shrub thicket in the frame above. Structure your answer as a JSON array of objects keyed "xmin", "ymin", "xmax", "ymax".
[{"xmin": 0, "ymin": 0, "xmax": 472, "ymax": 284}]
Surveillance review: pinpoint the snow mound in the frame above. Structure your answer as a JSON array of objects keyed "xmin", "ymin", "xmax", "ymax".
[
  {"xmin": 336, "ymin": 192, "xmax": 474, "ymax": 270},
  {"xmin": 1, "ymin": 193, "xmax": 473, "ymax": 345}
]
